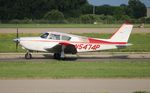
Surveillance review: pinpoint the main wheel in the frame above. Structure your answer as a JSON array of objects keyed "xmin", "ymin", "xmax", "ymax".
[
  {"xmin": 53, "ymin": 53, "xmax": 61, "ymax": 59},
  {"xmin": 25, "ymin": 53, "xmax": 32, "ymax": 59}
]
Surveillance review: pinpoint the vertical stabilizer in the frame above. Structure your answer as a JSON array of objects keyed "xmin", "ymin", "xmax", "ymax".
[{"xmin": 109, "ymin": 24, "xmax": 133, "ymax": 43}]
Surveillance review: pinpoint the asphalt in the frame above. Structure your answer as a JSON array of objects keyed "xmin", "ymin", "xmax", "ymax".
[
  {"xmin": 0, "ymin": 52, "xmax": 150, "ymax": 62},
  {"xmin": 0, "ymin": 79, "xmax": 150, "ymax": 93}
]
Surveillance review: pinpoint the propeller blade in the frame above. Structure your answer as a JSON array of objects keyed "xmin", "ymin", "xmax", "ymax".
[
  {"xmin": 15, "ymin": 27, "xmax": 19, "ymax": 51},
  {"xmin": 16, "ymin": 41, "xmax": 19, "ymax": 50},
  {"xmin": 17, "ymin": 27, "xmax": 19, "ymax": 38}
]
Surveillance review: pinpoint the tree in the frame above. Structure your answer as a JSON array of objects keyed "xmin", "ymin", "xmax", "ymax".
[
  {"xmin": 44, "ymin": 10, "xmax": 64, "ymax": 21},
  {"xmin": 96, "ymin": 5, "xmax": 114, "ymax": 15},
  {"xmin": 113, "ymin": 7, "xmax": 126, "ymax": 20},
  {"xmin": 127, "ymin": 0, "xmax": 147, "ymax": 19},
  {"xmin": 0, "ymin": 0, "xmax": 88, "ymax": 21}
]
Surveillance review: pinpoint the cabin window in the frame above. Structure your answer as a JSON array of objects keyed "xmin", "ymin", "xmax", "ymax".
[
  {"xmin": 49, "ymin": 34, "xmax": 60, "ymax": 40},
  {"xmin": 40, "ymin": 33, "xmax": 49, "ymax": 39},
  {"xmin": 62, "ymin": 36, "xmax": 71, "ymax": 41}
]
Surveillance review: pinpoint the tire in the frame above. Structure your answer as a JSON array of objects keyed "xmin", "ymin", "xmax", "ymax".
[
  {"xmin": 25, "ymin": 53, "xmax": 32, "ymax": 59},
  {"xmin": 53, "ymin": 53, "xmax": 61, "ymax": 59}
]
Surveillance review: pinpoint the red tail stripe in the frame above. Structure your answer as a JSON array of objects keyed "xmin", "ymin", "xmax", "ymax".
[{"xmin": 88, "ymin": 38, "xmax": 127, "ymax": 44}]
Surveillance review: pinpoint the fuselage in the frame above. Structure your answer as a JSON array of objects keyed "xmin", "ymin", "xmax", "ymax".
[
  {"xmin": 13, "ymin": 23, "xmax": 133, "ymax": 59},
  {"xmin": 18, "ymin": 32, "xmax": 119, "ymax": 53}
]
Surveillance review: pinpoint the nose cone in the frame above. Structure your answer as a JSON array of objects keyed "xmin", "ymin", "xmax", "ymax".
[{"xmin": 13, "ymin": 38, "xmax": 20, "ymax": 43}]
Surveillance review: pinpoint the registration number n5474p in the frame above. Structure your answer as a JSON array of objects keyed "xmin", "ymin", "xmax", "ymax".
[{"xmin": 75, "ymin": 44, "xmax": 100, "ymax": 50}]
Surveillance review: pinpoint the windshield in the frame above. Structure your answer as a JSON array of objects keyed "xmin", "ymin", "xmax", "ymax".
[{"xmin": 40, "ymin": 33, "xmax": 49, "ymax": 39}]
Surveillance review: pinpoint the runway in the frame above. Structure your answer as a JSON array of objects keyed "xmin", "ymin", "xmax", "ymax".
[
  {"xmin": 0, "ymin": 52, "xmax": 150, "ymax": 62},
  {"xmin": 0, "ymin": 79, "xmax": 150, "ymax": 93}
]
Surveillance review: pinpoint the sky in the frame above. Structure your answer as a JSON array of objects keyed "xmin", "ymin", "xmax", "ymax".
[{"xmin": 88, "ymin": 0, "xmax": 150, "ymax": 7}]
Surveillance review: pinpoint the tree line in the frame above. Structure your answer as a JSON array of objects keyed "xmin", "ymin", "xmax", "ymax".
[{"xmin": 0, "ymin": 0, "xmax": 149, "ymax": 23}]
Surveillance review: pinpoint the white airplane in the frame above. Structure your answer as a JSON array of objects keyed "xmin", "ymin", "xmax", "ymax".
[{"xmin": 13, "ymin": 23, "xmax": 133, "ymax": 59}]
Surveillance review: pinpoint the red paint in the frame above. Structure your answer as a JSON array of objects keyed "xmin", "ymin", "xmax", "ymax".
[
  {"xmin": 75, "ymin": 44, "xmax": 100, "ymax": 50},
  {"xmin": 59, "ymin": 42, "xmax": 71, "ymax": 46},
  {"xmin": 25, "ymin": 38, "xmax": 126, "ymax": 45},
  {"xmin": 88, "ymin": 38, "xmax": 127, "ymax": 44}
]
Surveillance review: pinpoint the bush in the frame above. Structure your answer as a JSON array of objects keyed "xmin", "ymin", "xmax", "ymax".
[
  {"xmin": 145, "ymin": 17, "xmax": 150, "ymax": 23},
  {"xmin": 121, "ymin": 15, "xmax": 131, "ymax": 20},
  {"xmin": 9, "ymin": 19, "xmax": 33, "ymax": 24},
  {"xmin": 79, "ymin": 14, "xmax": 100, "ymax": 24}
]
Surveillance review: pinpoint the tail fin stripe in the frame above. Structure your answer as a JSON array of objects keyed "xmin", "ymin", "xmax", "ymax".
[{"xmin": 88, "ymin": 38, "xmax": 127, "ymax": 44}]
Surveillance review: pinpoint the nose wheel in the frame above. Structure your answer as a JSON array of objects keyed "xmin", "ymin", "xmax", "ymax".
[{"xmin": 25, "ymin": 52, "xmax": 32, "ymax": 59}]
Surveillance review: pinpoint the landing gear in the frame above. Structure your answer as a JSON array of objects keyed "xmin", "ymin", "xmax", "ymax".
[
  {"xmin": 25, "ymin": 52, "xmax": 32, "ymax": 59},
  {"xmin": 53, "ymin": 53, "xmax": 61, "ymax": 59},
  {"xmin": 53, "ymin": 45, "xmax": 65, "ymax": 60}
]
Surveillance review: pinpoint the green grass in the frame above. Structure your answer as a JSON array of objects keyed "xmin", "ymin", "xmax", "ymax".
[
  {"xmin": 0, "ymin": 33, "xmax": 150, "ymax": 52},
  {"xmin": 0, "ymin": 60, "xmax": 150, "ymax": 79},
  {"xmin": 0, "ymin": 24, "xmax": 150, "ymax": 28},
  {"xmin": 133, "ymin": 91, "xmax": 150, "ymax": 93},
  {"xmin": 0, "ymin": 24, "xmax": 121, "ymax": 28}
]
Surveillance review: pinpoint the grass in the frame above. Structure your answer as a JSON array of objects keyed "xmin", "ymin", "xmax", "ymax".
[
  {"xmin": 0, "ymin": 33, "xmax": 150, "ymax": 52},
  {"xmin": 0, "ymin": 60, "xmax": 150, "ymax": 79},
  {"xmin": 0, "ymin": 23, "xmax": 150, "ymax": 28},
  {"xmin": 133, "ymin": 91, "xmax": 150, "ymax": 93},
  {"xmin": 0, "ymin": 24, "xmax": 121, "ymax": 28}
]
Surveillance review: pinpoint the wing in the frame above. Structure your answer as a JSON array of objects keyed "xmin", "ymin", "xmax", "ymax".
[{"xmin": 44, "ymin": 42, "xmax": 77, "ymax": 54}]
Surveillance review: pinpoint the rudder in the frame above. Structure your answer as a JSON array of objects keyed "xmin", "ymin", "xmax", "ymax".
[{"xmin": 109, "ymin": 24, "xmax": 133, "ymax": 43}]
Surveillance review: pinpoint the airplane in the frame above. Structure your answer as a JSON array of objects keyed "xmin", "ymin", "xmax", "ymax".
[{"xmin": 13, "ymin": 23, "xmax": 133, "ymax": 59}]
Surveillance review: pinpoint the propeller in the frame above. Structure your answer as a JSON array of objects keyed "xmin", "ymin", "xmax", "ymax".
[
  {"xmin": 13, "ymin": 27, "xmax": 20, "ymax": 51},
  {"xmin": 16, "ymin": 28, "xmax": 19, "ymax": 50}
]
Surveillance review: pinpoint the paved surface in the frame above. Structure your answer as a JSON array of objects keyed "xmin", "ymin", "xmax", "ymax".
[
  {"xmin": 0, "ymin": 52, "xmax": 150, "ymax": 62},
  {"xmin": 0, "ymin": 79, "xmax": 150, "ymax": 93},
  {"xmin": 0, "ymin": 53, "xmax": 150, "ymax": 93},
  {"xmin": 0, "ymin": 28, "xmax": 150, "ymax": 33}
]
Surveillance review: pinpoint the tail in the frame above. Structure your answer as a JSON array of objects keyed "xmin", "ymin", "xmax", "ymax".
[{"xmin": 109, "ymin": 23, "xmax": 133, "ymax": 43}]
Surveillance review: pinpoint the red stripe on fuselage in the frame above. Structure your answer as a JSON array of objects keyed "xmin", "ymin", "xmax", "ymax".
[
  {"xmin": 88, "ymin": 38, "xmax": 127, "ymax": 44},
  {"xmin": 23, "ymin": 39, "xmax": 126, "ymax": 44}
]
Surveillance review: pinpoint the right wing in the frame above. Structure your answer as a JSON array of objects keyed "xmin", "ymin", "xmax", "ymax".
[{"xmin": 44, "ymin": 42, "xmax": 77, "ymax": 54}]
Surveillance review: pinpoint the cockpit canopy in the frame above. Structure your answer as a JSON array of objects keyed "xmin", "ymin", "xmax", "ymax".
[
  {"xmin": 40, "ymin": 32, "xmax": 71, "ymax": 41},
  {"xmin": 40, "ymin": 33, "xmax": 49, "ymax": 39}
]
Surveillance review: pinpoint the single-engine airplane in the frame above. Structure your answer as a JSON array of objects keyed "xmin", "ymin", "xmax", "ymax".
[{"xmin": 13, "ymin": 23, "xmax": 133, "ymax": 59}]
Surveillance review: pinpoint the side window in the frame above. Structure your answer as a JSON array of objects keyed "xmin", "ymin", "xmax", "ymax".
[
  {"xmin": 49, "ymin": 34, "xmax": 60, "ymax": 40},
  {"xmin": 62, "ymin": 36, "xmax": 71, "ymax": 41}
]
